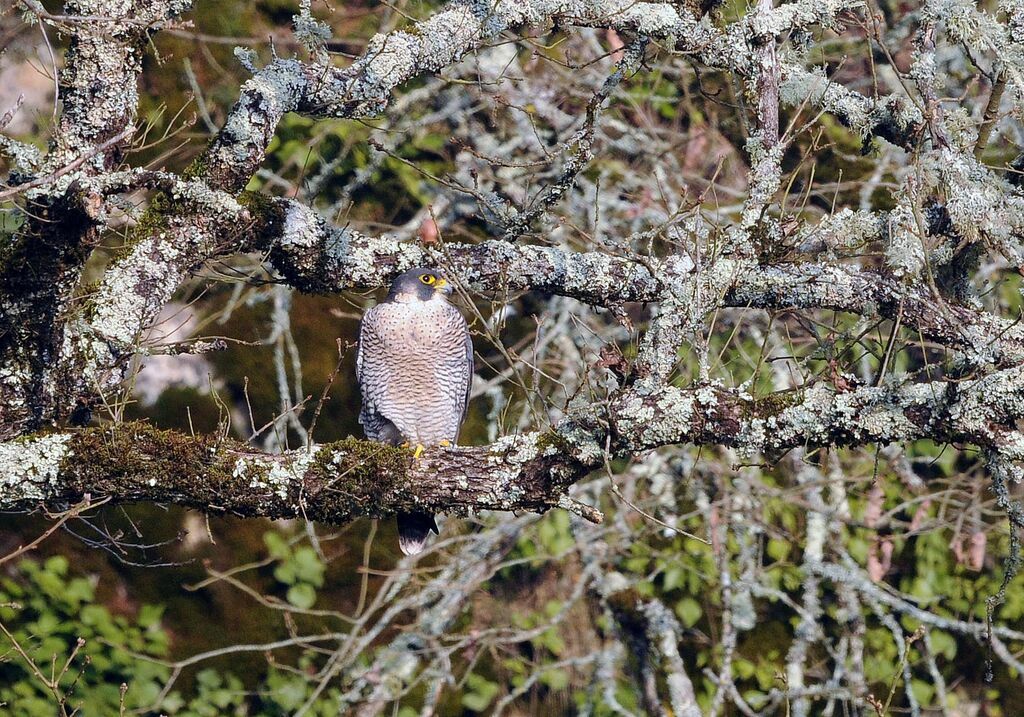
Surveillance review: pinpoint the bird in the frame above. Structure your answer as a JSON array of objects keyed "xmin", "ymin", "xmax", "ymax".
[{"xmin": 356, "ymin": 267, "xmax": 474, "ymax": 555}]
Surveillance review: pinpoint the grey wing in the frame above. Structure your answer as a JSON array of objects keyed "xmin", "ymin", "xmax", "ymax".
[
  {"xmin": 356, "ymin": 307, "xmax": 402, "ymax": 445},
  {"xmin": 453, "ymin": 310, "xmax": 474, "ymax": 441}
]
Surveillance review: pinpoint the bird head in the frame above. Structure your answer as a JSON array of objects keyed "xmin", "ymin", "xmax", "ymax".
[{"xmin": 386, "ymin": 267, "xmax": 454, "ymax": 302}]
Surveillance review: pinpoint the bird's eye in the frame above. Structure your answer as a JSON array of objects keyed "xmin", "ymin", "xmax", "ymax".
[{"xmin": 419, "ymin": 274, "xmax": 436, "ymax": 285}]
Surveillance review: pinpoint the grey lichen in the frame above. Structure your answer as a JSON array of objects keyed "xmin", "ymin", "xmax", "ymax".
[
  {"xmin": 0, "ymin": 433, "xmax": 73, "ymax": 502},
  {"xmin": 885, "ymin": 200, "xmax": 926, "ymax": 280},
  {"xmin": 781, "ymin": 67, "xmax": 921, "ymax": 144},
  {"xmin": 924, "ymin": 149, "xmax": 1024, "ymax": 264},
  {"xmin": 797, "ymin": 208, "xmax": 885, "ymax": 253}
]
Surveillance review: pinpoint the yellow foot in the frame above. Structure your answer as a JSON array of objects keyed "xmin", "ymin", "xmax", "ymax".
[
  {"xmin": 438, "ymin": 439, "xmax": 451, "ymax": 448},
  {"xmin": 412, "ymin": 443, "xmax": 425, "ymax": 460}
]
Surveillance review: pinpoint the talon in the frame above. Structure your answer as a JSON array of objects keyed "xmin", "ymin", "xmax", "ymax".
[{"xmin": 412, "ymin": 443, "xmax": 425, "ymax": 460}]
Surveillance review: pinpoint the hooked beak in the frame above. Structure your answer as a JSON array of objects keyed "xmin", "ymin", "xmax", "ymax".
[{"xmin": 434, "ymin": 277, "xmax": 453, "ymax": 296}]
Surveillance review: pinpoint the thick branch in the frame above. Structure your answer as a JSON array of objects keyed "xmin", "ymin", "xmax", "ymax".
[
  {"xmin": 607, "ymin": 365, "xmax": 1024, "ymax": 458},
  {"xmin": 0, "ymin": 0, "xmax": 188, "ymax": 438},
  {"xmin": 0, "ymin": 424, "xmax": 582, "ymax": 521},
  {"xmin": 261, "ymin": 200, "xmax": 1024, "ymax": 367},
  {"xmin": 4, "ymin": 366, "xmax": 1023, "ymax": 518},
  {"xmin": 725, "ymin": 262, "xmax": 1024, "ymax": 368}
]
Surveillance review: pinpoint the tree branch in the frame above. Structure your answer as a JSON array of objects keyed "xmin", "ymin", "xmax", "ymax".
[
  {"xmin": 5, "ymin": 365, "xmax": 1023, "ymax": 519},
  {"xmin": 259, "ymin": 199, "xmax": 1024, "ymax": 368},
  {"xmin": 0, "ymin": 424, "xmax": 584, "ymax": 521}
]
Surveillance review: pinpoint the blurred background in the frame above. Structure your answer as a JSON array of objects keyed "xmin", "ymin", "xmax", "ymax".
[{"xmin": 2, "ymin": 0, "xmax": 1023, "ymax": 714}]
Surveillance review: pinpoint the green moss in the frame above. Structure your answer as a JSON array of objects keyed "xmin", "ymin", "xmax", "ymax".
[
  {"xmin": 311, "ymin": 437, "xmax": 408, "ymax": 490},
  {"xmin": 182, "ymin": 155, "xmax": 209, "ymax": 181},
  {"xmin": 107, "ymin": 190, "xmax": 174, "ymax": 269},
  {"xmin": 749, "ymin": 389, "xmax": 802, "ymax": 420},
  {"xmin": 535, "ymin": 429, "xmax": 573, "ymax": 455},
  {"xmin": 65, "ymin": 423, "xmax": 239, "ymax": 505},
  {"xmin": 237, "ymin": 189, "xmax": 279, "ymax": 219},
  {"xmin": 48, "ymin": 423, "xmax": 466, "ymax": 523}
]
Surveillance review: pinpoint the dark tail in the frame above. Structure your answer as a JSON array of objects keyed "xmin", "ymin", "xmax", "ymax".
[{"xmin": 397, "ymin": 511, "xmax": 438, "ymax": 556}]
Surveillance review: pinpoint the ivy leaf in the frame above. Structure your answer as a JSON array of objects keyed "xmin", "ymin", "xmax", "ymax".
[
  {"xmin": 263, "ymin": 531, "xmax": 291, "ymax": 560},
  {"xmin": 541, "ymin": 668, "xmax": 569, "ymax": 691}
]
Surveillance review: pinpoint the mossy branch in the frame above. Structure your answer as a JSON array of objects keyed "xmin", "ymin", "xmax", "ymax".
[
  {"xmin": 4, "ymin": 365, "xmax": 1024, "ymax": 522},
  {"xmin": 0, "ymin": 423, "xmax": 586, "ymax": 523}
]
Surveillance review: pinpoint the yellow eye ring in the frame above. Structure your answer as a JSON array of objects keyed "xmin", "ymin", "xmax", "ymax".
[{"xmin": 419, "ymin": 274, "xmax": 436, "ymax": 285}]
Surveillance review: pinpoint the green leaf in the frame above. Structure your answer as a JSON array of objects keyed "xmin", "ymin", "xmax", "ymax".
[
  {"xmin": 159, "ymin": 692, "xmax": 185, "ymax": 713},
  {"xmin": 63, "ymin": 578, "xmax": 94, "ymax": 606},
  {"xmin": 274, "ymin": 561, "xmax": 298, "ymax": 585},
  {"xmin": 624, "ymin": 557, "xmax": 649, "ymax": 574},
  {"xmin": 287, "ymin": 583, "xmax": 317, "ymax": 609},
  {"xmin": 734, "ymin": 657, "xmax": 756, "ymax": 679},
  {"xmin": 539, "ymin": 627, "xmax": 566, "ymax": 655},
  {"xmin": 675, "ymin": 598, "xmax": 702, "ymax": 627},
  {"xmin": 138, "ymin": 604, "xmax": 164, "ymax": 629},
  {"xmin": 196, "ymin": 669, "xmax": 222, "ymax": 688},
  {"xmin": 416, "ymin": 133, "xmax": 446, "ymax": 153},
  {"xmin": 543, "ymin": 600, "xmax": 563, "ymax": 618},
  {"xmin": 462, "ymin": 673, "xmax": 500, "ymax": 712},
  {"xmin": 292, "ymin": 547, "xmax": 326, "ymax": 587},
  {"xmin": 911, "ymin": 678, "xmax": 935, "ymax": 706},
  {"xmin": 767, "ymin": 538, "xmax": 791, "ymax": 561},
  {"xmin": 929, "ymin": 630, "xmax": 957, "ymax": 660},
  {"xmin": 541, "ymin": 668, "xmax": 569, "ymax": 691},
  {"xmin": 265, "ymin": 670, "xmax": 310, "ymax": 709},
  {"xmin": 43, "ymin": 555, "xmax": 69, "ymax": 576},
  {"xmin": 263, "ymin": 531, "xmax": 291, "ymax": 559},
  {"xmin": 663, "ymin": 566, "xmax": 686, "ymax": 592}
]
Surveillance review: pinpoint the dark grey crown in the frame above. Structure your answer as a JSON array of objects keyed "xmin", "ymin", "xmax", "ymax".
[{"xmin": 386, "ymin": 267, "xmax": 452, "ymax": 301}]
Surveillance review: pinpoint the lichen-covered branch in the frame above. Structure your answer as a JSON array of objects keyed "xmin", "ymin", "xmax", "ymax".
[
  {"xmin": 0, "ymin": 0, "xmax": 192, "ymax": 439},
  {"xmin": 5, "ymin": 363, "xmax": 1024, "ymax": 519},
  {"xmin": 259, "ymin": 199, "xmax": 1024, "ymax": 368},
  {"xmin": 0, "ymin": 423, "xmax": 581, "ymax": 521}
]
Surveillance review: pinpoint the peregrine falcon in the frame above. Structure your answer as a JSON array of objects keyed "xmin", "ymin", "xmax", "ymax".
[{"xmin": 356, "ymin": 267, "xmax": 474, "ymax": 555}]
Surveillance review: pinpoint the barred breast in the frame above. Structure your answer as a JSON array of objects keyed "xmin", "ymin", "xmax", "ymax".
[{"xmin": 357, "ymin": 296, "xmax": 472, "ymax": 446}]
